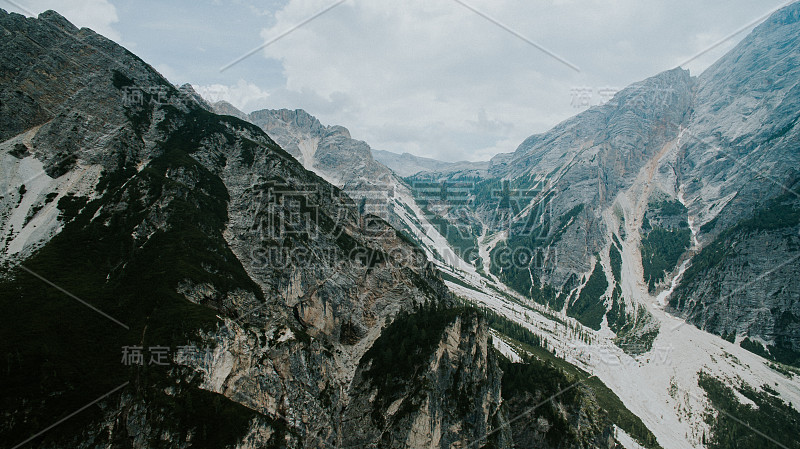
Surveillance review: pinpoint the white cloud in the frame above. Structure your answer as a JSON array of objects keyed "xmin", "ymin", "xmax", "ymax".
[
  {"xmin": 247, "ymin": 0, "xmax": 784, "ymax": 161},
  {"xmin": 6, "ymin": 0, "xmax": 121, "ymax": 41},
  {"xmin": 194, "ymin": 80, "xmax": 272, "ymax": 113},
  {"xmin": 255, "ymin": 0, "xmax": 573, "ymax": 160}
]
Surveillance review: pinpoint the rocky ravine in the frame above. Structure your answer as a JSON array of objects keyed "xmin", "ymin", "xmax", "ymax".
[{"xmin": 406, "ymin": 2, "xmax": 800, "ymax": 364}]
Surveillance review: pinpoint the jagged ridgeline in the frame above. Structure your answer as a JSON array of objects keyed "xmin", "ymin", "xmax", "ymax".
[{"xmin": 0, "ymin": 9, "xmax": 658, "ymax": 449}]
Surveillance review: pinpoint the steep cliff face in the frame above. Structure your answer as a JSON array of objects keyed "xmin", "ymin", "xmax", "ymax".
[
  {"xmin": 0, "ymin": 9, "xmax": 466, "ymax": 448},
  {"xmin": 496, "ymin": 67, "xmax": 694, "ymax": 285},
  {"xmin": 238, "ymin": 107, "xmax": 395, "ymax": 190},
  {"xmin": 682, "ymin": 1, "xmax": 800, "ymax": 235},
  {"xmin": 340, "ymin": 306, "xmax": 623, "ymax": 449},
  {"xmin": 664, "ymin": 2, "xmax": 800, "ymax": 363},
  {"xmin": 342, "ymin": 309, "xmax": 509, "ymax": 448},
  {"xmin": 212, "ymin": 104, "xmax": 429, "ymax": 250}
]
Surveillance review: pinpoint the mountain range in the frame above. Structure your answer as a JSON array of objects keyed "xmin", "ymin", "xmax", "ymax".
[{"xmin": 1, "ymin": 4, "xmax": 800, "ymax": 449}]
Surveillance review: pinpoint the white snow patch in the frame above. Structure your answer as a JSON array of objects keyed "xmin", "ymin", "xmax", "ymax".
[
  {"xmin": 1, "ymin": 141, "xmax": 103, "ymax": 262},
  {"xmin": 277, "ymin": 327, "xmax": 294, "ymax": 343},
  {"xmin": 655, "ymin": 259, "xmax": 689, "ymax": 307},
  {"xmin": 297, "ymin": 137, "xmax": 319, "ymax": 170},
  {"xmin": 615, "ymin": 426, "xmax": 646, "ymax": 449},
  {"xmin": 490, "ymin": 330, "xmax": 522, "ymax": 362},
  {"xmin": 677, "ymin": 188, "xmax": 699, "ymax": 247},
  {"xmin": 1, "ymin": 156, "xmax": 53, "ymax": 247}
]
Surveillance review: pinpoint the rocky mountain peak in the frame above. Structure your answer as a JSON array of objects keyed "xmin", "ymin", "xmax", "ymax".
[
  {"xmin": 210, "ymin": 100, "xmax": 249, "ymax": 121},
  {"xmin": 214, "ymin": 104, "xmax": 397, "ymax": 190},
  {"xmin": 37, "ymin": 9, "xmax": 78, "ymax": 33},
  {"xmin": 325, "ymin": 124, "xmax": 351, "ymax": 139},
  {"xmin": 178, "ymin": 83, "xmax": 212, "ymax": 110},
  {"xmin": 250, "ymin": 107, "xmax": 326, "ymax": 137},
  {"xmin": 697, "ymin": 1, "xmax": 799, "ymax": 96}
]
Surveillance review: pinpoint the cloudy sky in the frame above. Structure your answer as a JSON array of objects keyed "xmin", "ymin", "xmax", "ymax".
[{"xmin": 3, "ymin": 0, "xmax": 793, "ymax": 161}]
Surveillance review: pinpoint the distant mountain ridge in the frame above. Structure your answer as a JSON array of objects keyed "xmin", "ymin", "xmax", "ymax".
[
  {"xmin": 372, "ymin": 149, "xmax": 489, "ymax": 177},
  {"xmin": 208, "ymin": 102, "xmax": 393, "ymax": 188}
]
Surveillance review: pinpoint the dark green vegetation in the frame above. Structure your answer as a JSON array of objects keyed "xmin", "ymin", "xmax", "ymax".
[
  {"xmin": 482, "ymin": 307, "xmax": 543, "ymax": 349},
  {"xmin": 470, "ymin": 175, "xmax": 543, "ymax": 214},
  {"xmin": 740, "ymin": 338, "xmax": 771, "ymax": 359},
  {"xmin": 488, "ymin": 204, "xmax": 583, "ymax": 310},
  {"xmin": 440, "ymin": 270, "xmax": 475, "ymax": 290},
  {"xmin": 738, "ymin": 337, "xmax": 800, "ymax": 368},
  {"xmin": 650, "ymin": 199, "xmax": 688, "ymax": 217},
  {"xmin": 608, "ymin": 299, "xmax": 658, "ymax": 354},
  {"xmin": 768, "ymin": 361, "xmax": 800, "ymax": 378},
  {"xmin": 420, "ymin": 205, "xmax": 481, "ymax": 264},
  {"xmin": 363, "ymin": 301, "xmax": 470, "ymax": 389},
  {"xmin": 502, "ymin": 202, "xmax": 582, "ymax": 252},
  {"xmin": 489, "ymin": 239, "xmax": 558, "ymax": 308},
  {"xmin": 496, "ymin": 331, "xmax": 661, "ymax": 449},
  {"xmin": 0, "ymin": 91, "xmax": 283, "ymax": 447},
  {"xmin": 362, "ymin": 303, "xmax": 479, "ymax": 426},
  {"xmin": 639, "ymin": 198, "xmax": 691, "ymax": 292},
  {"xmin": 1, "ymin": 177, "xmax": 262, "ymax": 446},
  {"xmin": 606, "ymin": 242, "xmax": 658, "ymax": 354},
  {"xmin": 700, "ymin": 215, "xmax": 719, "ymax": 233},
  {"xmin": 671, "ymin": 192, "xmax": 800, "ymax": 367},
  {"xmin": 609, "ymin": 242, "xmax": 622, "ymax": 282},
  {"xmin": 498, "ymin": 356, "xmax": 591, "ymax": 447},
  {"xmin": 567, "ymin": 260, "xmax": 608, "ymax": 330},
  {"xmin": 407, "ymin": 175, "xmax": 566, "ymax": 300},
  {"xmin": 405, "ymin": 176, "xmax": 484, "ymax": 265},
  {"xmin": 606, "ymin": 243, "xmax": 628, "ymax": 340},
  {"xmin": 640, "ymin": 227, "xmax": 691, "ymax": 292},
  {"xmin": 9, "ymin": 142, "xmax": 30, "ymax": 158},
  {"xmin": 672, "ymin": 194, "xmax": 800, "ymax": 301},
  {"xmin": 406, "ymin": 175, "xmax": 584, "ymax": 317},
  {"xmin": 698, "ymin": 372, "xmax": 800, "ymax": 448},
  {"xmin": 361, "ymin": 301, "xmax": 661, "ymax": 448}
]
